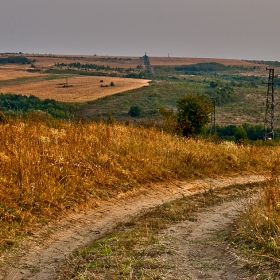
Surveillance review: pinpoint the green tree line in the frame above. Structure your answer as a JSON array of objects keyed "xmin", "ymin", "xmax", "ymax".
[
  {"xmin": 0, "ymin": 56, "xmax": 33, "ymax": 64},
  {"xmin": 0, "ymin": 93, "xmax": 77, "ymax": 119},
  {"xmin": 215, "ymin": 123, "xmax": 269, "ymax": 141},
  {"xmin": 175, "ymin": 62, "xmax": 228, "ymax": 73}
]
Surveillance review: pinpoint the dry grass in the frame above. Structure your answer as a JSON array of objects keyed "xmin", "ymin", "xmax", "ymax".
[
  {"xmin": 2, "ymin": 54, "xmax": 263, "ymax": 70},
  {"xmin": 0, "ymin": 76, "xmax": 151, "ymax": 102},
  {"xmin": 0, "ymin": 118, "xmax": 278, "ymax": 249},
  {"xmin": 26, "ymin": 54, "xmax": 262, "ymax": 68},
  {"xmin": 25, "ymin": 55, "xmax": 144, "ymax": 69},
  {"xmin": 234, "ymin": 159, "xmax": 280, "ymax": 262},
  {"xmin": 0, "ymin": 68, "xmax": 45, "ymax": 81}
]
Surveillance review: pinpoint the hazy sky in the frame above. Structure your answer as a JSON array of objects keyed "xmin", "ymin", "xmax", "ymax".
[{"xmin": 1, "ymin": 0, "xmax": 279, "ymax": 60}]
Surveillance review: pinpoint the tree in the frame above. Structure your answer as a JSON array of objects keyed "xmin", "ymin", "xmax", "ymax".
[
  {"xmin": 176, "ymin": 93, "xmax": 212, "ymax": 137},
  {"xmin": 235, "ymin": 125, "xmax": 248, "ymax": 143}
]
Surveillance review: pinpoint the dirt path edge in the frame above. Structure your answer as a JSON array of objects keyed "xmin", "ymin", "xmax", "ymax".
[{"xmin": 1, "ymin": 175, "xmax": 265, "ymax": 280}]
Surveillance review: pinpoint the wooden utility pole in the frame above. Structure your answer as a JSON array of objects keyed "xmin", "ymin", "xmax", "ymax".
[{"xmin": 263, "ymin": 68, "xmax": 275, "ymax": 141}]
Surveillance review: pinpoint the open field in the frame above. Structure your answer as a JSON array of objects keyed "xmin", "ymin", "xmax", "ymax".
[
  {"xmin": 0, "ymin": 53, "xmax": 280, "ymax": 279},
  {"xmin": 0, "ymin": 66, "xmax": 45, "ymax": 81},
  {"xmin": 1, "ymin": 54, "xmax": 264, "ymax": 69},
  {"xmin": 0, "ymin": 53, "xmax": 278, "ymax": 127},
  {"xmin": 0, "ymin": 75, "xmax": 151, "ymax": 102},
  {"xmin": 0, "ymin": 54, "xmax": 268, "ymax": 105},
  {"xmin": 25, "ymin": 54, "xmax": 144, "ymax": 69},
  {"xmin": 149, "ymin": 56, "xmax": 263, "ymax": 67}
]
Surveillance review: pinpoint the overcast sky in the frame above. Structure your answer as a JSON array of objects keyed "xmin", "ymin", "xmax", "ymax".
[{"xmin": 1, "ymin": 0, "xmax": 279, "ymax": 61}]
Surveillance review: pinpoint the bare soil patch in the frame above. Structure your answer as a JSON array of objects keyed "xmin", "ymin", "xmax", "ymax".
[
  {"xmin": 0, "ymin": 175, "xmax": 265, "ymax": 280},
  {"xmin": 0, "ymin": 76, "xmax": 151, "ymax": 102}
]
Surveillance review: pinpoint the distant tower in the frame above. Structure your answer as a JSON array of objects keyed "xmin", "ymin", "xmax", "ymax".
[{"xmin": 263, "ymin": 68, "xmax": 275, "ymax": 141}]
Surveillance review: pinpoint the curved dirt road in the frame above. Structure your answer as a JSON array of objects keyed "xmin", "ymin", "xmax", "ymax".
[{"xmin": 1, "ymin": 175, "xmax": 265, "ymax": 280}]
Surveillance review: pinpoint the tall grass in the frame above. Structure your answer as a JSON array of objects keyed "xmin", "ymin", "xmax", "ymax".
[
  {"xmin": 234, "ymin": 158, "xmax": 280, "ymax": 262},
  {"xmin": 0, "ymin": 118, "xmax": 278, "ymax": 248}
]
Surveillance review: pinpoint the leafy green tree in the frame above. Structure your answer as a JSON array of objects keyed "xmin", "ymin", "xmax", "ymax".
[
  {"xmin": 235, "ymin": 125, "xmax": 248, "ymax": 143},
  {"xmin": 176, "ymin": 93, "xmax": 212, "ymax": 137}
]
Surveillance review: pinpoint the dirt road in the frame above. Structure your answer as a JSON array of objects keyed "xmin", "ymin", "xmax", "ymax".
[
  {"xmin": 1, "ymin": 175, "xmax": 265, "ymax": 280},
  {"xmin": 155, "ymin": 195, "xmax": 256, "ymax": 279}
]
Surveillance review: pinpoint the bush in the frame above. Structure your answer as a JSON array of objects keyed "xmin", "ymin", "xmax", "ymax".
[
  {"xmin": 235, "ymin": 125, "xmax": 248, "ymax": 143},
  {"xmin": 128, "ymin": 106, "xmax": 141, "ymax": 117}
]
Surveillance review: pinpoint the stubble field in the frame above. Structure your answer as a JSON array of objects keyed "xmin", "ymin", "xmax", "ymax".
[
  {"xmin": 0, "ymin": 74, "xmax": 151, "ymax": 102},
  {"xmin": 0, "ymin": 65, "xmax": 46, "ymax": 81}
]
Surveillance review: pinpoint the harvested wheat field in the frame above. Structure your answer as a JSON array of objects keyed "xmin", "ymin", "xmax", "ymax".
[
  {"xmin": 25, "ymin": 54, "xmax": 144, "ymax": 69},
  {"xmin": 0, "ymin": 75, "xmax": 151, "ymax": 102},
  {"xmin": 28, "ymin": 54, "xmax": 262, "ymax": 68},
  {"xmin": 0, "ymin": 66, "xmax": 45, "ymax": 81}
]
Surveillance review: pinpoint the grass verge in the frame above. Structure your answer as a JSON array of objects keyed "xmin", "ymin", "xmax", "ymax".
[{"xmin": 231, "ymin": 164, "xmax": 280, "ymax": 278}]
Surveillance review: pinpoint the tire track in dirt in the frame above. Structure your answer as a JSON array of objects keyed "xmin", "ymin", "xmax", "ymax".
[
  {"xmin": 1, "ymin": 175, "xmax": 265, "ymax": 280},
  {"xmin": 156, "ymin": 196, "xmax": 256, "ymax": 279}
]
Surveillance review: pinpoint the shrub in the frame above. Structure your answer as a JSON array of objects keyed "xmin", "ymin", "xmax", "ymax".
[
  {"xmin": 128, "ymin": 106, "xmax": 141, "ymax": 117},
  {"xmin": 235, "ymin": 125, "xmax": 248, "ymax": 143}
]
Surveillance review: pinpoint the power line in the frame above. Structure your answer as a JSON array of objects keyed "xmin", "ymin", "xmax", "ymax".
[
  {"xmin": 210, "ymin": 97, "xmax": 216, "ymax": 134},
  {"xmin": 263, "ymin": 68, "xmax": 275, "ymax": 141}
]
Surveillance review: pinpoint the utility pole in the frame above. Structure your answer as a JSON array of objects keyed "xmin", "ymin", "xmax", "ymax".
[
  {"xmin": 210, "ymin": 97, "xmax": 216, "ymax": 134},
  {"xmin": 263, "ymin": 68, "xmax": 275, "ymax": 141}
]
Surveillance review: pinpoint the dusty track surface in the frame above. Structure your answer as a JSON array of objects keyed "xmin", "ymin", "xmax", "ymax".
[
  {"xmin": 1, "ymin": 175, "xmax": 265, "ymax": 280},
  {"xmin": 156, "ymin": 195, "xmax": 256, "ymax": 279}
]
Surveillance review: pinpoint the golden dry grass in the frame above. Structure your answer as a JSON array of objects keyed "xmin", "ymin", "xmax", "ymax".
[
  {"xmin": 32, "ymin": 55, "xmax": 261, "ymax": 68},
  {"xmin": 0, "ymin": 75, "xmax": 151, "ymax": 102},
  {"xmin": 0, "ymin": 118, "xmax": 278, "ymax": 248},
  {"xmin": 235, "ymin": 162, "xmax": 280, "ymax": 260},
  {"xmin": 2, "ymin": 54, "xmax": 263, "ymax": 70},
  {"xmin": 25, "ymin": 55, "xmax": 144, "ymax": 69},
  {"xmin": 0, "ymin": 67, "xmax": 45, "ymax": 81}
]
